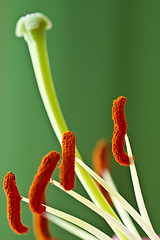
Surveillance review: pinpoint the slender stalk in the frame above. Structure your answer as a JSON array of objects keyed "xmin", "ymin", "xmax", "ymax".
[
  {"xmin": 102, "ymin": 170, "xmax": 141, "ymax": 240},
  {"xmin": 125, "ymin": 134, "xmax": 153, "ymax": 229},
  {"xmin": 16, "ymin": 13, "xmax": 128, "ymax": 240}
]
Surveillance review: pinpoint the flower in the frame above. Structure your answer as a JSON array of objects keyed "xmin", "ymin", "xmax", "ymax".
[{"xmin": 3, "ymin": 13, "xmax": 160, "ymax": 240}]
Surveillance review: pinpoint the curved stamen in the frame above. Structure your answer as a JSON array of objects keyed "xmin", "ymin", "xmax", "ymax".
[
  {"xmin": 29, "ymin": 151, "xmax": 60, "ymax": 214},
  {"xmin": 112, "ymin": 96, "xmax": 130, "ymax": 166},
  {"xmin": 3, "ymin": 172, "xmax": 29, "ymax": 234}
]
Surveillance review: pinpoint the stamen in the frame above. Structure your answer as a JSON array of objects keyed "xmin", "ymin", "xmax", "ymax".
[
  {"xmin": 92, "ymin": 139, "xmax": 113, "ymax": 206},
  {"xmin": 3, "ymin": 172, "xmax": 29, "ymax": 234},
  {"xmin": 59, "ymin": 131, "xmax": 75, "ymax": 190},
  {"xmin": 33, "ymin": 196, "xmax": 57, "ymax": 240},
  {"xmin": 112, "ymin": 96, "xmax": 130, "ymax": 166},
  {"xmin": 29, "ymin": 151, "xmax": 60, "ymax": 214}
]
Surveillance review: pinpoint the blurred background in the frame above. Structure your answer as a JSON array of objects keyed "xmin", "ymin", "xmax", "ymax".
[{"xmin": 1, "ymin": 0, "xmax": 160, "ymax": 239}]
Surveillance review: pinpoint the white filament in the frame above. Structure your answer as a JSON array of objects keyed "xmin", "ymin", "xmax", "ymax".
[
  {"xmin": 125, "ymin": 134, "xmax": 153, "ymax": 229},
  {"xmin": 102, "ymin": 170, "xmax": 141, "ymax": 240},
  {"xmin": 22, "ymin": 197, "xmax": 112, "ymax": 240}
]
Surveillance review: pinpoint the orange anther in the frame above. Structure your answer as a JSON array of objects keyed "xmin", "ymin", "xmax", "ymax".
[
  {"xmin": 33, "ymin": 196, "xmax": 58, "ymax": 240},
  {"xmin": 112, "ymin": 96, "xmax": 130, "ymax": 166},
  {"xmin": 59, "ymin": 131, "xmax": 75, "ymax": 191},
  {"xmin": 3, "ymin": 172, "xmax": 29, "ymax": 234},
  {"xmin": 92, "ymin": 139, "xmax": 113, "ymax": 206},
  {"xmin": 29, "ymin": 151, "xmax": 60, "ymax": 214}
]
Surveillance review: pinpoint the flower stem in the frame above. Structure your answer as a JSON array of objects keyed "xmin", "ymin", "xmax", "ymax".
[{"xmin": 16, "ymin": 13, "xmax": 128, "ymax": 240}]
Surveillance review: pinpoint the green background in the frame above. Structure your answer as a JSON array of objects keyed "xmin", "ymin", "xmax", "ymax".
[{"xmin": 1, "ymin": 0, "xmax": 160, "ymax": 239}]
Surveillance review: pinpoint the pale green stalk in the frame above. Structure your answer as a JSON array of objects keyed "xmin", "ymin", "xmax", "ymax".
[{"xmin": 16, "ymin": 13, "xmax": 128, "ymax": 240}]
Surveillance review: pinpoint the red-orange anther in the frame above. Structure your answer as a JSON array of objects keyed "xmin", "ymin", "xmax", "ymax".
[
  {"xmin": 29, "ymin": 151, "xmax": 60, "ymax": 214},
  {"xmin": 92, "ymin": 139, "xmax": 113, "ymax": 206},
  {"xmin": 33, "ymin": 214, "xmax": 58, "ymax": 240},
  {"xmin": 59, "ymin": 131, "xmax": 75, "ymax": 191},
  {"xmin": 33, "ymin": 196, "xmax": 58, "ymax": 240},
  {"xmin": 112, "ymin": 96, "xmax": 130, "ymax": 166},
  {"xmin": 3, "ymin": 172, "xmax": 29, "ymax": 234}
]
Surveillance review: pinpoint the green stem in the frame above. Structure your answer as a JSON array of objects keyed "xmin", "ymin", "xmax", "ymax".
[{"xmin": 16, "ymin": 13, "xmax": 129, "ymax": 240}]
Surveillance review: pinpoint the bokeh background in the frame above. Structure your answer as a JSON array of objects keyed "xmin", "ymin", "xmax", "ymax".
[{"xmin": 1, "ymin": 0, "xmax": 160, "ymax": 239}]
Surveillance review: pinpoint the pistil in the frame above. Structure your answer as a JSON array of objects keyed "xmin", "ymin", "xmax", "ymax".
[{"xmin": 16, "ymin": 13, "xmax": 129, "ymax": 240}]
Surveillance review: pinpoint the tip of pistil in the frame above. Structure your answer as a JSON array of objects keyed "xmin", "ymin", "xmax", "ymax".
[{"xmin": 16, "ymin": 13, "xmax": 52, "ymax": 37}]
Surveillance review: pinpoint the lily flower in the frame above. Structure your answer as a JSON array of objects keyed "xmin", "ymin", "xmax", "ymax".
[{"xmin": 3, "ymin": 13, "xmax": 160, "ymax": 240}]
